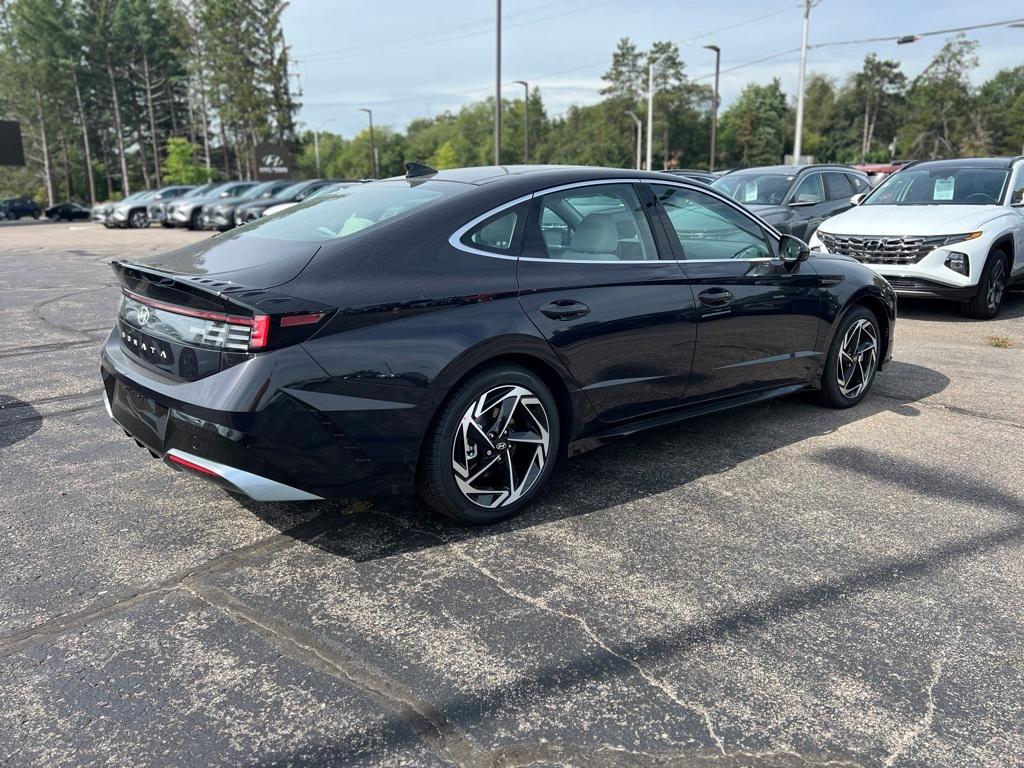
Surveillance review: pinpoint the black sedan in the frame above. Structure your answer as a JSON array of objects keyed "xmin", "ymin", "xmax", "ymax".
[
  {"xmin": 45, "ymin": 202, "xmax": 91, "ymax": 221},
  {"xmin": 713, "ymin": 164, "xmax": 871, "ymax": 241},
  {"xmin": 101, "ymin": 165, "xmax": 895, "ymax": 524}
]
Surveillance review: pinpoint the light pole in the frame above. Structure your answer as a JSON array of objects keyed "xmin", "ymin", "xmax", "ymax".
[
  {"xmin": 792, "ymin": 0, "xmax": 813, "ymax": 165},
  {"xmin": 513, "ymin": 80, "xmax": 529, "ymax": 163},
  {"xmin": 495, "ymin": 0, "xmax": 502, "ymax": 165},
  {"xmin": 358, "ymin": 108, "xmax": 378, "ymax": 178},
  {"xmin": 645, "ymin": 56, "xmax": 661, "ymax": 172},
  {"xmin": 626, "ymin": 110, "xmax": 642, "ymax": 170},
  {"xmin": 313, "ymin": 118, "xmax": 333, "ymax": 176},
  {"xmin": 704, "ymin": 45, "xmax": 720, "ymax": 172}
]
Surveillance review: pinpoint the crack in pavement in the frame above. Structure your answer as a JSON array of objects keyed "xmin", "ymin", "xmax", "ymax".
[
  {"xmin": 178, "ymin": 579, "xmax": 481, "ymax": 768},
  {"xmin": 0, "ymin": 505, "xmax": 354, "ymax": 659},
  {"xmin": 870, "ymin": 389, "xmax": 1024, "ymax": 431},
  {"xmin": 882, "ymin": 627, "xmax": 961, "ymax": 768},
  {"xmin": 372, "ymin": 509, "xmax": 728, "ymax": 758}
]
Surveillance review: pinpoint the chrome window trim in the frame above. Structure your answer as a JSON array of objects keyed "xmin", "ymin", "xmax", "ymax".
[{"xmin": 448, "ymin": 177, "xmax": 784, "ymax": 264}]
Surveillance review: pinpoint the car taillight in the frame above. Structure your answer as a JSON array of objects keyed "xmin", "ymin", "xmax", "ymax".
[
  {"xmin": 248, "ymin": 315, "xmax": 270, "ymax": 349},
  {"xmin": 120, "ymin": 290, "xmax": 332, "ymax": 353}
]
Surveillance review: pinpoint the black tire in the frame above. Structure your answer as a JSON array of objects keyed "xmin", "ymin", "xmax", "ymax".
[
  {"xmin": 32, "ymin": 212, "xmax": 39, "ymax": 220},
  {"xmin": 417, "ymin": 363, "xmax": 560, "ymax": 524},
  {"xmin": 188, "ymin": 210, "xmax": 202, "ymax": 230},
  {"xmin": 160, "ymin": 222, "xmax": 173, "ymax": 228},
  {"xmin": 961, "ymin": 250, "xmax": 1008, "ymax": 319},
  {"xmin": 128, "ymin": 210, "xmax": 148, "ymax": 229},
  {"xmin": 818, "ymin": 306, "xmax": 881, "ymax": 409}
]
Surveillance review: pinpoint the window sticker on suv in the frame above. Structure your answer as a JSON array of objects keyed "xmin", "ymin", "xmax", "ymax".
[
  {"xmin": 743, "ymin": 182, "xmax": 758, "ymax": 203},
  {"xmin": 933, "ymin": 177, "xmax": 955, "ymax": 201}
]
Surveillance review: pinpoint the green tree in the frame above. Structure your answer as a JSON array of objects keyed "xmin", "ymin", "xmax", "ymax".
[
  {"xmin": 902, "ymin": 35, "xmax": 978, "ymax": 158},
  {"xmin": 977, "ymin": 66, "xmax": 1024, "ymax": 156},
  {"xmin": 718, "ymin": 80, "xmax": 791, "ymax": 167},
  {"xmin": 162, "ymin": 137, "xmax": 208, "ymax": 184}
]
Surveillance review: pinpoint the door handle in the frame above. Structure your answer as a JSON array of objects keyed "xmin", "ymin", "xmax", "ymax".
[
  {"xmin": 698, "ymin": 288, "xmax": 734, "ymax": 306},
  {"xmin": 540, "ymin": 299, "xmax": 591, "ymax": 320}
]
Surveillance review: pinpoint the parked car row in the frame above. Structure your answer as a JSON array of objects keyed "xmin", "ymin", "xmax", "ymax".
[
  {"xmin": 86, "ymin": 178, "xmax": 355, "ymax": 232},
  {"xmin": 709, "ymin": 157, "xmax": 1024, "ymax": 319}
]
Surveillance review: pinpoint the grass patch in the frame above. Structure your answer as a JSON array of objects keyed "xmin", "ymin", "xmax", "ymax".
[{"xmin": 986, "ymin": 335, "xmax": 1013, "ymax": 349}]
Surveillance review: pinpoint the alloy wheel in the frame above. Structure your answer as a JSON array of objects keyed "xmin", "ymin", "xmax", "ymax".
[
  {"xmin": 451, "ymin": 384, "xmax": 550, "ymax": 509},
  {"xmin": 130, "ymin": 211, "xmax": 148, "ymax": 228},
  {"xmin": 987, "ymin": 259, "xmax": 1007, "ymax": 312},
  {"xmin": 836, "ymin": 318, "xmax": 878, "ymax": 399}
]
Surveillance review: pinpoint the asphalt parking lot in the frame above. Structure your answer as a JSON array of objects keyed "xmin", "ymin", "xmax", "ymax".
[{"xmin": 2, "ymin": 222, "xmax": 1023, "ymax": 767}]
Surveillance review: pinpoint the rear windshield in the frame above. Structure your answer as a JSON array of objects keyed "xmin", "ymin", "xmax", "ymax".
[
  {"xmin": 712, "ymin": 173, "xmax": 794, "ymax": 205},
  {"xmin": 866, "ymin": 167, "xmax": 1009, "ymax": 206},
  {"xmin": 236, "ymin": 181, "xmax": 453, "ymax": 242}
]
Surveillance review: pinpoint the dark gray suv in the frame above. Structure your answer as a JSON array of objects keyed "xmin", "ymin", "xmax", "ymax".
[{"xmin": 712, "ymin": 164, "xmax": 871, "ymax": 241}]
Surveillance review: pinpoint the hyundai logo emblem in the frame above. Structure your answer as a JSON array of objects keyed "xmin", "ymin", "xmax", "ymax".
[
  {"xmin": 137, "ymin": 306, "xmax": 151, "ymax": 326},
  {"xmin": 261, "ymin": 154, "xmax": 284, "ymax": 168}
]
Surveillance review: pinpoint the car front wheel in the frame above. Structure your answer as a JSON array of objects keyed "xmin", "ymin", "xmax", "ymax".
[
  {"xmin": 418, "ymin": 364, "xmax": 560, "ymax": 524},
  {"xmin": 962, "ymin": 251, "xmax": 1008, "ymax": 319},
  {"xmin": 819, "ymin": 307, "xmax": 881, "ymax": 409},
  {"xmin": 129, "ymin": 210, "xmax": 148, "ymax": 229}
]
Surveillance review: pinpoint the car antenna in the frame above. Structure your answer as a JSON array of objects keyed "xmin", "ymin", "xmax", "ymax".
[{"xmin": 405, "ymin": 162, "xmax": 437, "ymax": 179}]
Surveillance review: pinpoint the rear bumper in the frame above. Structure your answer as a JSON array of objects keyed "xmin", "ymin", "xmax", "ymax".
[{"xmin": 99, "ymin": 329, "xmax": 425, "ymax": 500}]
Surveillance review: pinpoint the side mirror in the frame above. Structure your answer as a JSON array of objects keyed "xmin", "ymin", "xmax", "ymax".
[
  {"xmin": 779, "ymin": 234, "xmax": 810, "ymax": 264},
  {"xmin": 850, "ymin": 192, "xmax": 867, "ymax": 206},
  {"xmin": 790, "ymin": 194, "xmax": 820, "ymax": 206}
]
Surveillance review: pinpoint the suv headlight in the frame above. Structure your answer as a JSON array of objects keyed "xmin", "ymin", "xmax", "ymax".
[{"xmin": 942, "ymin": 231, "xmax": 982, "ymax": 246}]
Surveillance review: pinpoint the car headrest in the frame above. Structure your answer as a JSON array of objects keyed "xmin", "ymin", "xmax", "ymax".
[{"xmin": 573, "ymin": 213, "xmax": 619, "ymax": 253}]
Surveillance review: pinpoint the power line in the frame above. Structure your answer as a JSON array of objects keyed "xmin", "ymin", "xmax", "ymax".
[{"xmin": 295, "ymin": 0, "xmax": 618, "ymax": 64}]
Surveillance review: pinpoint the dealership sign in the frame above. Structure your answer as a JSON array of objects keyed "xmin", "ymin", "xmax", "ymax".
[{"xmin": 254, "ymin": 143, "xmax": 293, "ymax": 179}]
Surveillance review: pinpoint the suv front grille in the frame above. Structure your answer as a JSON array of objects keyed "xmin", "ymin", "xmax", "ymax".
[{"xmin": 819, "ymin": 233, "xmax": 947, "ymax": 265}]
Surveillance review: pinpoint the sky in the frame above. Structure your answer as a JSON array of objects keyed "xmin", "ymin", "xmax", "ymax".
[{"xmin": 282, "ymin": 0, "xmax": 1024, "ymax": 138}]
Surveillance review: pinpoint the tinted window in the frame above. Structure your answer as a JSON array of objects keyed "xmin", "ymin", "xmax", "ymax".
[
  {"xmin": 1011, "ymin": 173, "xmax": 1024, "ymax": 205},
  {"xmin": 792, "ymin": 173, "xmax": 824, "ymax": 203},
  {"xmin": 237, "ymin": 181, "xmax": 450, "ymax": 242},
  {"xmin": 847, "ymin": 174, "xmax": 870, "ymax": 194},
  {"xmin": 466, "ymin": 210, "xmax": 519, "ymax": 253},
  {"xmin": 528, "ymin": 184, "xmax": 657, "ymax": 261},
  {"xmin": 652, "ymin": 184, "xmax": 772, "ymax": 261},
  {"xmin": 824, "ymin": 172, "xmax": 853, "ymax": 200},
  {"xmin": 712, "ymin": 173, "xmax": 793, "ymax": 205},
  {"xmin": 866, "ymin": 167, "xmax": 1009, "ymax": 206}
]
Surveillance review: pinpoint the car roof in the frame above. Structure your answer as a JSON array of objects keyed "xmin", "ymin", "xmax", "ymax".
[
  {"xmin": 899, "ymin": 157, "xmax": 1022, "ymax": 171},
  {"xmin": 722, "ymin": 164, "xmax": 863, "ymax": 176}
]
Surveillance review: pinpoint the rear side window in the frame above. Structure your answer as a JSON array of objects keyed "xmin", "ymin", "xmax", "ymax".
[
  {"xmin": 465, "ymin": 209, "xmax": 521, "ymax": 253},
  {"xmin": 824, "ymin": 172, "xmax": 853, "ymax": 200},
  {"xmin": 237, "ymin": 181, "xmax": 450, "ymax": 242},
  {"xmin": 526, "ymin": 184, "xmax": 658, "ymax": 261}
]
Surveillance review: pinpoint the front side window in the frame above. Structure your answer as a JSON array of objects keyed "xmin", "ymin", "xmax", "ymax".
[
  {"xmin": 866, "ymin": 167, "xmax": 1009, "ymax": 206},
  {"xmin": 791, "ymin": 173, "xmax": 824, "ymax": 204},
  {"xmin": 847, "ymin": 174, "xmax": 871, "ymax": 194},
  {"xmin": 528, "ymin": 184, "xmax": 658, "ymax": 261},
  {"xmin": 237, "ymin": 181, "xmax": 451, "ymax": 242},
  {"xmin": 652, "ymin": 184, "xmax": 772, "ymax": 261},
  {"xmin": 824, "ymin": 172, "xmax": 853, "ymax": 200}
]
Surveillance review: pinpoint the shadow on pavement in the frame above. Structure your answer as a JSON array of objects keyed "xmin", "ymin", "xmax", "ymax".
[
  {"xmin": 0, "ymin": 395, "xmax": 43, "ymax": 450},
  {"xmin": 239, "ymin": 360, "xmax": 951, "ymax": 562}
]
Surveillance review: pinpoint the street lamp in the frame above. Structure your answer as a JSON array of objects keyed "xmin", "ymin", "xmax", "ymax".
[
  {"xmin": 792, "ymin": 0, "xmax": 815, "ymax": 165},
  {"xmin": 313, "ymin": 118, "xmax": 333, "ymax": 176},
  {"xmin": 625, "ymin": 111, "xmax": 642, "ymax": 170},
  {"xmin": 495, "ymin": 0, "xmax": 502, "ymax": 165},
  {"xmin": 513, "ymin": 80, "xmax": 529, "ymax": 163},
  {"xmin": 704, "ymin": 44, "xmax": 720, "ymax": 172},
  {"xmin": 358, "ymin": 108, "xmax": 378, "ymax": 179},
  {"xmin": 646, "ymin": 56, "xmax": 663, "ymax": 172}
]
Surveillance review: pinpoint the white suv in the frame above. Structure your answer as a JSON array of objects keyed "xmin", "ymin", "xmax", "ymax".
[{"xmin": 809, "ymin": 157, "xmax": 1024, "ymax": 318}]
